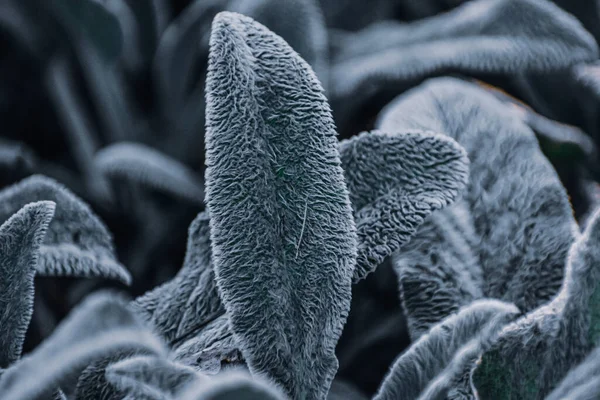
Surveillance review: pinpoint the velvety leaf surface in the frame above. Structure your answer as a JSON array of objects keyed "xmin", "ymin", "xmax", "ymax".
[
  {"xmin": 393, "ymin": 201, "xmax": 484, "ymax": 340},
  {"xmin": 0, "ymin": 292, "xmax": 167, "ymax": 400},
  {"xmin": 95, "ymin": 142, "xmax": 205, "ymax": 204},
  {"xmin": 180, "ymin": 370, "xmax": 286, "ymax": 400},
  {"xmin": 378, "ymin": 77, "xmax": 578, "ymax": 314},
  {"xmin": 0, "ymin": 175, "xmax": 131, "ymax": 284},
  {"xmin": 546, "ymin": 345, "xmax": 600, "ymax": 400},
  {"xmin": 131, "ymin": 211, "xmax": 225, "ymax": 344},
  {"xmin": 472, "ymin": 208, "xmax": 600, "ymax": 399},
  {"xmin": 205, "ymin": 11, "xmax": 357, "ymax": 399},
  {"xmin": 0, "ymin": 201, "xmax": 55, "ymax": 368},
  {"xmin": 373, "ymin": 299, "xmax": 518, "ymax": 400},
  {"xmin": 339, "ymin": 130, "xmax": 469, "ymax": 282}
]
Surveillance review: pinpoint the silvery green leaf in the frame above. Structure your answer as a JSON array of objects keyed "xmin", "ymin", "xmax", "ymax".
[
  {"xmin": 95, "ymin": 142, "xmax": 204, "ymax": 204},
  {"xmin": 124, "ymin": 0, "xmax": 169, "ymax": 61},
  {"xmin": 0, "ymin": 201, "xmax": 55, "ymax": 368},
  {"xmin": 0, "ymin": 292, "xmax": 167, "ymax": 400},
  {"xmin": 339, "ymin": 130, "xmax": 469, "ymax": 282},
  {"xmin": 378, "ymin": 77, "xmax": 578, "ymax": 314},
  {"xmin": 179, "ymin": 370, "xmax": 286, "ymax": 400},
  {"xmin": 546, "ymin": 345, "xmax": 600, "ymax": 400},
  {"xmin": 0, "ymin": 175, "xmax": 130, "ymax": 284},
  {"xmin": 373, "ymin": 299, "xmax": 518, "ymax": 400},
  {"xmin": 205, "ymin": 12, "xmax": 357, "ymax": 399}
]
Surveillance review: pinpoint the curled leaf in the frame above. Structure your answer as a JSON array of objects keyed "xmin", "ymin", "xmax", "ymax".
[
  {"xmin": 0, "ymin": 292, "xmax": 167, "ymax": 400},
  {"xmin": 339, "ymin": 130, "xmax": 469, "ymax": 281},
  {"xmin": 95, "ymin": 142, "xmax": 205, "ymax": 204},
  {"xmin": 205, "ymin": 11, "xmax": 357, "ymax": 399},
  {"xmin": 0, "ymin": 175, "xmax": 131, "ymax": 284},
  {"xmin": 0, "ymin": 201, "xmax": 55, "ymax": 368},
  {"xmin": 373, "ymin": 299, "xmax": 518, "ymax": 400}
]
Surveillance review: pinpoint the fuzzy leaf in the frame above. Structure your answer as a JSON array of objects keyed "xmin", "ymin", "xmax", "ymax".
[
  {"xmin": 546, "ymin": 345, "xmax": 600, "ymax": 400},
  {"xmin": 173, "ymin": 315, "xmax": 244, "ymax": 375},
  {"xmin": 0, "ymin": 201, "xmax": 55, "ymax": 368},
  {"xmin": 373, "ymin": 299, "xmax": 518, "ymax": 400},
  {"xmin": 339, "ymin": 130, "xmax": 469, "ymax": 282},
  {"xmin": 0, "ymin": 292, "xmax": 167, "ymax": 400},
  {"xmin": 377, "ymin": 77, "xmax": 577, "ymax": 313},
  {"xmin": 0, "ymin": 175, "xmax": 131, "ymax": 284},
  {"xmin": 228, "ymin": 0, "xmax": 329, "ymax": 90},
  {"xmin": 106, "ymin": 355, "xmax": 205, "ymax": 399},
  {"xmin": 95, "ymin": 142, "xmax": 205, "ymax": 204},
  {"xmin": 472, "ymin": 207, "xmax": 600, "ymax": 398},
  {"xmin": 124, "ymin": 0, "xmax": 168, "ymax": 61},
  {"xmin": 180, "ymin": 370, "xmax": 286, "ymax": 400},
  {"xmin": 393, "ymin": 201, "xmax": 484, "ymax": 340},
  {"xmin": 331, "ymin": 0, "xmax": 598, "ymax": 129},
  {"xmin": 205, "ymin": 12, "xmax": 357, "ymax": 399},
  {"xmin": 131, "ymin": 212, "xmax": 224, "ymax": 344}
]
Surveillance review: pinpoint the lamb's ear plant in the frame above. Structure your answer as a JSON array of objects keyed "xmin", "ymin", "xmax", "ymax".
[
  {"xmin": 0, "ymin": 292, "xmax": 167, "ymax": 400},
  {"xmin": 204, "ymin": 11, "xmax": 357, "ymax": 399},
  {"xmin": 179, "ymin": 370, "xmax": 287, "ymax": 400},
  {"xmin": 0, "ymin": 201, "xmax": 55, "ymax": 369},
  {"xmin": 472, "ymin": 207, "xmax": 600, "ymax": 398},
  {"xmin": 330, "ymin": 0, "xmax": 599, "ymax": 132},
  {"xmin": 227, "ymin": 0, "xmax": 329, "ymax": 90},
  {"xmin": 377, "ymin": 77, "xmax": 578, "ymax": 314},
  {"xmin": 545, "ymin": 345, "xmax": 600, "ymax": 400},
  {"xmin": 338, "ymin": 130, "xmax": 470, "ymax": 282},
  {"xmin": 373, "ymin": 299, "xmax": 519, "ymax": 400},
  {"xmin": 0, "ymin": 175, "xmax": 131, "ymax": 284}
]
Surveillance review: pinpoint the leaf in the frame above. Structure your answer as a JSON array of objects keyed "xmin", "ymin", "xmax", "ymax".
[
  {"xmin": 205, "ymin": 12, "xmax": 357, "ymax": 399},
  {"xmin": 228, "ymin": 0, "xmax": 329, "ymax": 90},
  {"xmin": 124, "ymin": 0, "xmax": 169, "ymax": 62},
  {"xmin": 377, "ymin": 77, "xmax": 578, "ymax": 313},
  {"xmin": 0, "ymin": 291, "xmax": 167, "ymax": 400},
  {"xmin": 0, "ymin": 201, "xmax": 55, "ymax": 368},
  {"xmin": 339, "ymin": 130, "xmax": 469, "ymax": 282},
  {"xmin": 373, "ymin": 299, "xmax": 518, "ymax": 400},
  {"xmin": 0, "ymin": 175, "xmax": 131, "ymax": 284},
  {"xmin": 472, "ymin": 207, "xmax": 600, "ymax": 398},
  {"xmin": 173, "ymin": 315, "xmax": 244, "ymax": 375},
  {"xmin": 546, "ymin": 345, "xmax": 600, "ymax": 400},
  {"xmin": 331, "ymin": 0, "xmax": 598, "ymax": 130},
  {"xmin": 179, "ymin": 370, "xmax": 286, "ymax": 400},
  {"xmin": 95, "ymin": 142, "xmax": 205, "ymax": 204},
  {"xmin": 327, "ymin": 380, "xmax": 368, "ymax": 400},
  {"xmin": 100, "ymin": 0, "xmax": 143, "ymax": 71},
  {"xmin": 131, "ymin": 212, "xmax": 224, "ymax": 344},
  {"xmin": 0, "ymin": 139, "xmax": 37, "ymax": 187},
  {"xmin": 106, "ymin": 355, "xmax": 206, "ymax": 399},
  {"xmin": 392, "ymin": 201, "xmax": 484, "ymax": 340}
]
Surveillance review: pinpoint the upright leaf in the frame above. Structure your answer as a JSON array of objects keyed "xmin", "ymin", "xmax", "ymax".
[
  {"xmin": 0, "ymin": 201, "xmax": 55, "ymax": 368},
  {"xmin": 339, "ymin": 130, "xmax": 469, "ymax": 281},
  {"xmin": 0, "ymin": 292, "xmax": 167, "ymax": 400},
  {"xmin": 373, "ymin": 299, "xmax": 518, "ymax": 400},
  {"xmin": 0, "ymin": 175, "xmax": 131, "ymax": 284},
  {"xmin": 377, "ymin": 77, "xmax": 578, "ymax": 313},
  {"xmin": 131, "ymin": 212, "xmax": 224, "ymax": 344},
  {"xmin": 205, "ymin": 12, "xmax": 357, "ymax": 399},
  {"xmin": 180, "ymin": 370, "xmax": 286, "ymax": 400}
]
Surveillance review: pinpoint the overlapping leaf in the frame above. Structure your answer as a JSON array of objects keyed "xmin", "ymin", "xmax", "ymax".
[
  {"xmin": 373, "ymin": 299, "xmax": 518, "ymax": 400},
  {"xmin": 95, "ymin": 142, "xmax": 204, "ymax": 204},
  {"xmin": 377, "ymin": 77, "xmax": 578, "ymax": 314},
  {"xmin": 472, "ymin": 208, "xmax": 600, "ymax": 398},
  {"xmin": 0, "ymin": 292, "xmax": 167, "ymax": 400},
  {"xmin": 205, "ymin": 11, "xmax": 357, "ymax": 399},
  {"xmin": 0, "ymin": 175, "xmax": 131, "ymax": 284},
  {"xmin": 338, "ymin": 130, "xmax": 469, "ymax": 281},
  {"xmin": 0, "ymin": 201, "xmax": 55, "ymax": 368},
  {"xmin": 179, "ymin": 370, "xmax": 286, "ymax": 400},
  {"xmin": 546, "ymin": 345, "xmax": 600, "ymax": 400}
]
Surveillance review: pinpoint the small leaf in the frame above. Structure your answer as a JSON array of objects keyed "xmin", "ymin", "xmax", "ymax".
[
  {"xmin": 0, "ymin": 292, "xmax": 167, "ymax": 400},
  {"xmin": 373, "ymin": 299, "xmax": 518, "ymax": 400},
  {"xmin": 95, "ymin": 142, "xmax": 205, "ymax": 204},
  {"xmin": 173, "ymin": 315, "xmax": 244, "ymax": 375},
  {"xmin": 205, "ymin": 12, "xmax": 357, "ymax": 399},
  {"xmin": 0, "ymin": 175, "xmax": 131, "ymax": 284},
  {"xmin": 228, "ymin": 0, "xmax": 329, "ymax": 89},
  {"xmin": 331, "ymin": 0, "xmax": 598, "ymax": 130},
  {"xmin": 180, "ymin": 370, "xmax": 286, "ymax": 400},
  {"xmin": 339, "ymin": 130, "xmax": 469, "ymax": 282},
  {"xmin": 377, "ymin": 77, "xmax": 578, "ymax": 313},
  {"xmin": 131, "ymin": 212, "xmax": 224, "ymax": 344},
  {"xmin": 106, "ymin": 355, "xmax": 205, "ymax": 399},
  {"xmin": 0, "ymin": 201, "xmax": 55, "ymax": 368}
]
